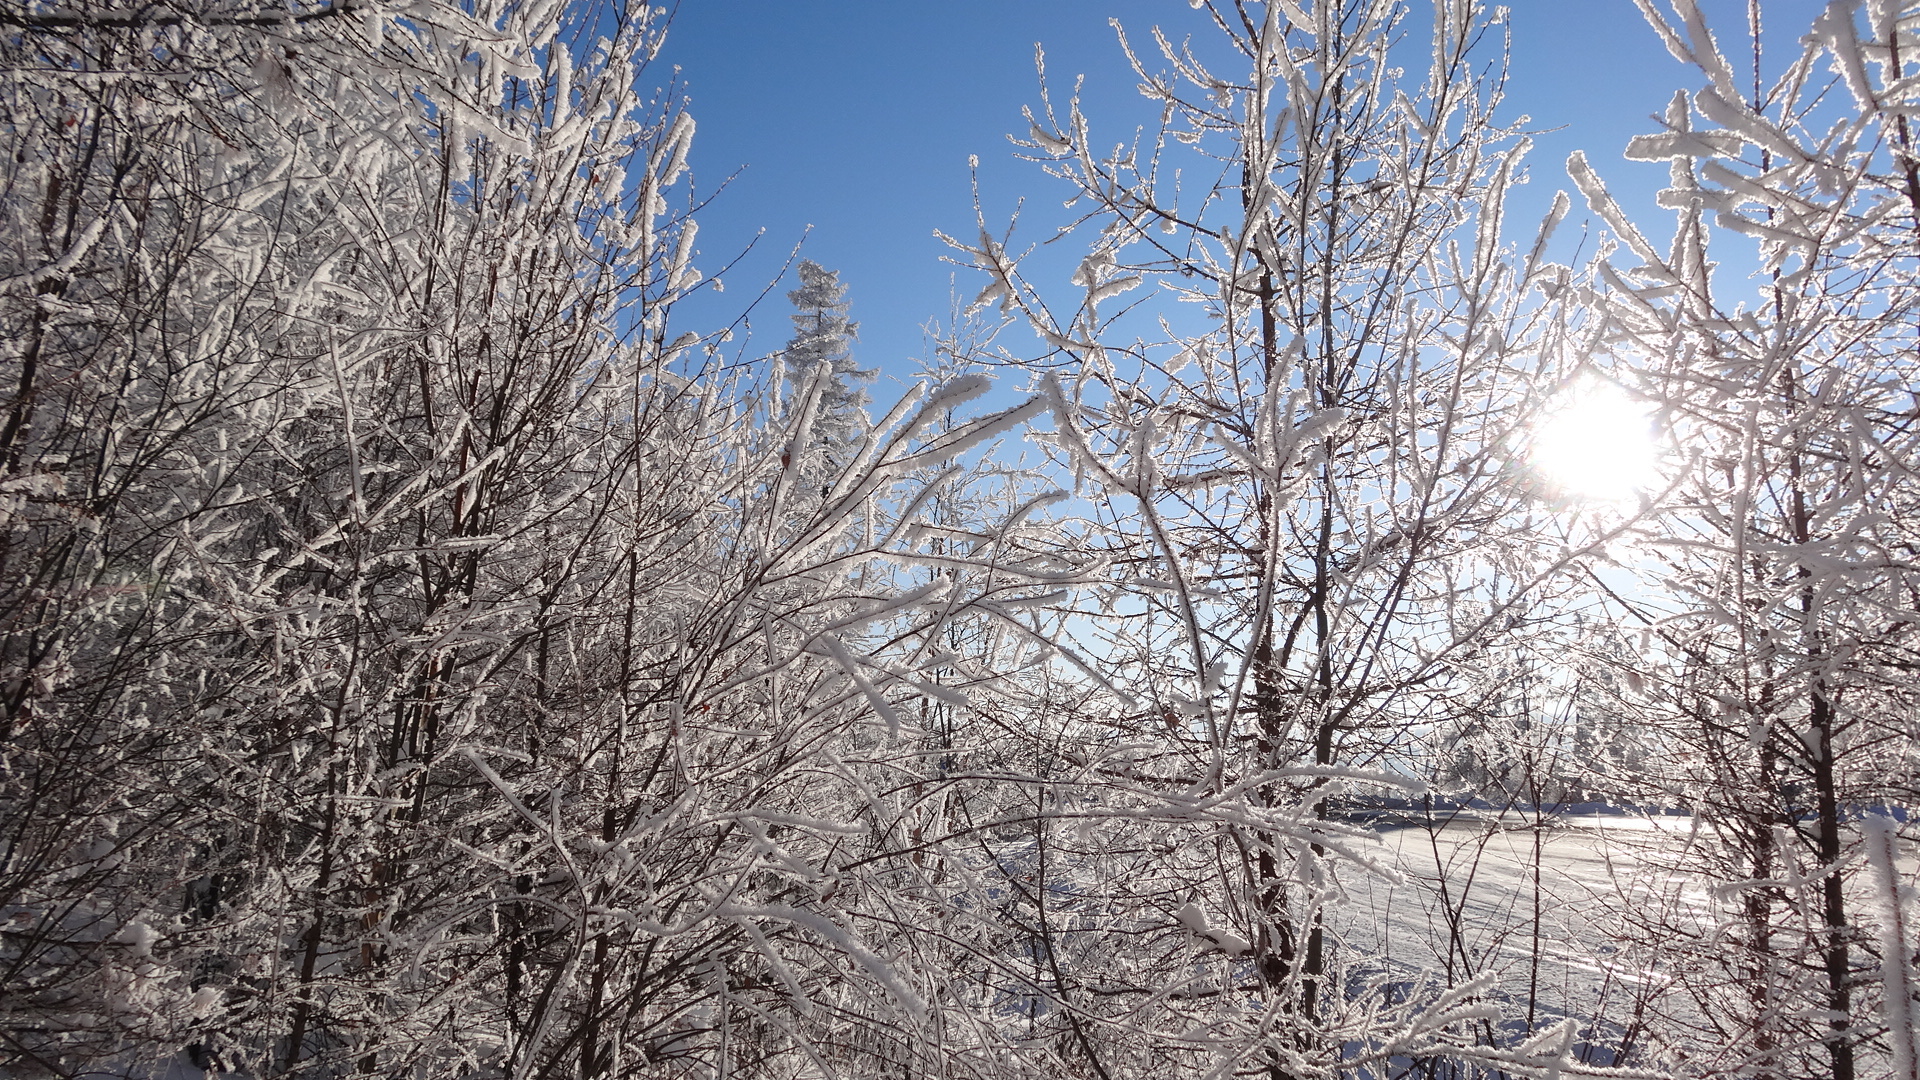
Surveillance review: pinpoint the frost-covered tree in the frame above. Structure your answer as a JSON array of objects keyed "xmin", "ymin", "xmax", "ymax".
[
  {"xmin": 939, "ymin": 0, "xmax": 1609, "ymax": 1074},
  {"xmin": 1572, "ymin": 1, "xmax": 1920, "ymax": 1075},
  {"xmin": 781, "ymin": 258, "xmax": 873, "ymax": 481}
]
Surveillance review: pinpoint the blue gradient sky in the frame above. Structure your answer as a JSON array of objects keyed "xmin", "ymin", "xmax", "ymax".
[{"xmin": 655, "ymin": 1, "xmax": 1819, "ymax": 389}]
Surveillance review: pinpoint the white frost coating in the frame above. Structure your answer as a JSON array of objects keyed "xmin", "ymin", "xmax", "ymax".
[
  {"xmin": 1002, "ymin": 488, "xmax": 1070, "ymax": 531},
  {"xmin": 907, "ymin": 678, "xmax": 970, "ymax": 708},
  {"xmin": 1166, "ymin": 342, "xmax": 1203, "ymax": 374},
  {"xmin": 1291, "ymin": 407, "xmax": 1345, "ymax": 444},
  {"xmin": 1866, "ymin": 814, "xmax": 1919, "ymax": 1080},
  {"xmin": 188, "ymin": 985, "xmax": 221, "ymax": 1018},
  {"xmin": 712, "ymin": 810, "xmax": 867, "ymax": 836},
  {"xmin": 1513, "ymin": 1018, "xmax": 1581, "ymax": 1079},
  {"xmin": 1811, "ymin": 0, "xmax": 1876, "ymax": 112},
  {"xmin": 1566, "ymin": 151, "xmax": 1665, "ymax": 269},
  {"xmin": 1028, "ymin": 121, "xmax": 1071, "ymax": 154},
  {"xmin": 658, "ymin": 329, "xmax": 701, "ymax": 367},
  {"xmin": 668, "ymin": 217, "xmax": 698, "ymax": 291},
  {"xmin": 1037, "ymin": 326, "xmax": 1084, "ymax": 351},
  {"xmin": 1090, "ymin": 273, "xmax": 1143, "ymax": 306},
  {"xmin": 737, "ymin": 919, "xmax": 812, "ymax": 1015},
  {"xmin": 879, "ymin": 374, "xmax": 997, "ymax": 455},
  {"xmin": 1370, "ymin": 972, "xmax": 1503, "ymax": 1061},
  {"xmin": 0, "ymin": 214, "xmax": 107, "ymax": 293},
  {"xmin": 1525, "ymin": 190, "xmax": 1571, "ymax": 283},
  {"xmin": 876, "ymin": 466, "xmax": 964, "ymax": 549},
  {"xmin": 779, "ymin": 369, "xmax": 824, "ymax": 482},
  {"xmin": 1869, "ymin": 0, "xmax": 1901, "ymax": 40},
  {"xmin": 1174, "ymin": 901, "xmax": 1209, "ymax": 933},
  {"xmin": 811, "ymin": 578, "xmax": 952, "ymax": 639},
  {"xmin": 658, "ymin": 111, "xmax": 696, "ymax": 188},
  {"xmin": 947, "ymin": 228, "xmax": 1017, "ymax": 314},
  {"xmin": 1211, "ymin": 423, "xmax": 1262, "ymax": 473},
  {"xmin": 1071, "ymin": 249, "xmax": 1112, "ymax": 287},
  {"xmin": 921, "ymin": 372, "xmax": 993, "ymax": 414},
  {"xmin": 985, "ymin": 589, "xmax": 1069, "ymax": 610},
  {"xmin": 1174, "ymin": 902, "xmax": 1250, "ymax": 954},
  {"xmin": 1623, "ymin": 130, "xmax": 1745, "ymax": 162},
  {"xmin": 885, "ymin": 549, "xmax": 1086, "ymax": 583},
  {"xmin": 717, "ymin": 903, "xmax": 929, "ymax": 1025},
  {"xmin": 824, "ymin": 635, "xmax": 902, "ymax": 738},
  {"xmin": 866, "ymin": 380, "xmax": 929, "ymax": 439},
  {"xmin": 1043, "ymin": 374, "xmax": 1126, "ymax": 494},
  {"xmin": 1692, "ymin": 88, "xmax": 1804, "ymax": 165},
  {"xmin": 1686, "ymin": 2, "xmax": 1745, "ymax": 78},
  {"xmin": 917, "ymin": 394, "xmax": 1047, "ymax": 462},
  {"xmin": 825, "ymin": 383, "xmax": 929, "ymax": 502},
  {"xmin": 113, "ymin": 920, "xmax": 159, "ymax": 957}
]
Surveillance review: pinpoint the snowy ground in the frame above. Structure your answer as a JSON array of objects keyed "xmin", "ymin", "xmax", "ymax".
[
  {"xmin": 1341, "ymin": 815, "xmax": 1690, "ymax": 1023},
  {"xmin": 1337, "ymin": 811, "xmax": 1918, "ymax": 1056}
]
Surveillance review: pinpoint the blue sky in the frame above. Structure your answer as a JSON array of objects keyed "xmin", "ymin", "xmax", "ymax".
[{"xmin": 656, "ymin": 1, "xmax": 1820, "ymax": 390}]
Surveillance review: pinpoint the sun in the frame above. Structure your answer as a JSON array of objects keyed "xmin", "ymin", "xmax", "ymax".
[{"xmin": 1530, "ymin": 379, "xmax": 1662, "ymax": 502}]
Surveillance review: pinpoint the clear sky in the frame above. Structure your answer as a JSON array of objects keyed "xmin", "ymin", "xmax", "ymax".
[{"xmin": 655, "ymin": 0, "xmax": 1823, "ymax": 390}]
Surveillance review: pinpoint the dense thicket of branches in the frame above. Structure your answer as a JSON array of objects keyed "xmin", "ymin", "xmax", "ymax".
[
  {"xmin": 0, "ymin": 1, "xmax": 1092, "ymax": 1076},
  {"xmin": 2, "ymin": 1, "xmax": 1917, "ymax": 1079}
]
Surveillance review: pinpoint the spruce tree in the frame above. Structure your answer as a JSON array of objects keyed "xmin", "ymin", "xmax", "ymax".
[{"xmin": 782, "ymin": 259, "xmax": 872, "ymax": 476}]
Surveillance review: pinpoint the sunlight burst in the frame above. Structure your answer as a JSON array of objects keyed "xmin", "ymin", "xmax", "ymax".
[{"xmin": 1531, "ymin": 380, "xmax": 1662, "ymax": 502}]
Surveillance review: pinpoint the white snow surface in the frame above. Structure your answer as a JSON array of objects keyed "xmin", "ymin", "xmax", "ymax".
[{"xmin": 1338, "ymin": 812, "xmax": 1920, "ymax": 1052}]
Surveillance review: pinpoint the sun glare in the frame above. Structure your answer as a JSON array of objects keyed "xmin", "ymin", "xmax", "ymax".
[{"xmin": 1531, "ymin": 380, "xmax": 1662, "ymax": 503}]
